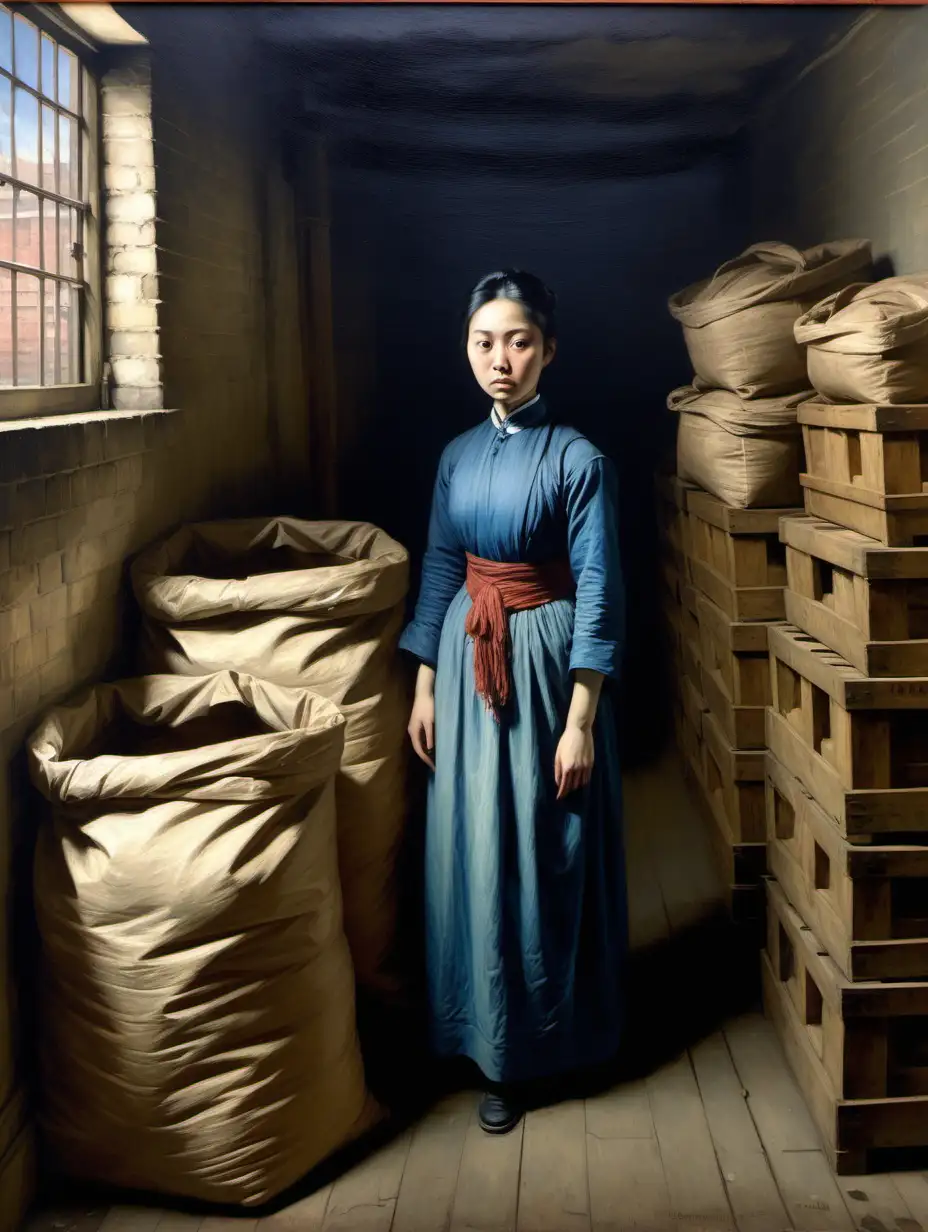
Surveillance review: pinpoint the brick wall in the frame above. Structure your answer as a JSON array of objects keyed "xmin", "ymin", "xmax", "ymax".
[
  {"xmin": 0, "ymin": 12, "xmax": 308, "ymax": 1223},
  {"xmin": 749, "ymin": 8, "xmax": 928, "ymax": 272}
]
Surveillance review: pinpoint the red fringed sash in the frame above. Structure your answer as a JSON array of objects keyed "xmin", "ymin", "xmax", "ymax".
[{"xmin": 464, "ymin": 553, "xmax": 575, "ymax": 716}]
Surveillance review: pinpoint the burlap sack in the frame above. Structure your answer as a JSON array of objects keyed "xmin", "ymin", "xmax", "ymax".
[
  {"xmin": 668, "ymin": 383, "xmax": 808, "ymax": 509},
  {"xmin": 795, "ymin": 275, "xmax": 928, "ymax": 404},
  {"xmin": 130, "ymin": 519, "xmax": 410, "ymax": 996},
  {"xmin": 669, "ymin": 240, "xmax": 873, "ymax": 398},
  {"xmin": 28, "ymin": 671, "xmax": 378, "ymax": 1207}
]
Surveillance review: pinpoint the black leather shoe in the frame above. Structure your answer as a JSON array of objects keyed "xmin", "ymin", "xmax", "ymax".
[{"xmin": 478, "ymin": 1090, "xmax": 522, "ymax": 1135}]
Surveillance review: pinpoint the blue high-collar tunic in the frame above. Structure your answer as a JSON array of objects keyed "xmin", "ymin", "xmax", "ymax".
[{"xmin": 399, "ymin": 396, "xmax": 627, "ymax": 1083}]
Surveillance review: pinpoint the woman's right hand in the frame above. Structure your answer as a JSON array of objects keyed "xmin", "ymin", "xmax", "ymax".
[{"xmin": 408, "ymin": 665, "xmax": 437, "ymax": 770}]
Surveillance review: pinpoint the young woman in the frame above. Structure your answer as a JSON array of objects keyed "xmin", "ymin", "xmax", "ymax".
[{"xmin": 399, "ymin": 270, "xmax": 627, "ymax": 1134}]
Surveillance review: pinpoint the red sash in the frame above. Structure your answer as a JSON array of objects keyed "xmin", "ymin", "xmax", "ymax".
[{"xmin": 464, "ymin": 553, "xmax": 575, "ymax": 715}]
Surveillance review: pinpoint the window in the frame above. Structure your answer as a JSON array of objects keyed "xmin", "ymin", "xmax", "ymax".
[{"xmin": 0, "ymin": 4, "xmax": 100, "ymax": 418}]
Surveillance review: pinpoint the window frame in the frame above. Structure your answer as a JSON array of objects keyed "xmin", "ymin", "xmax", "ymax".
[{"xmin": 0, "ymin": 2, "xmax": 103, "ymax": 421}]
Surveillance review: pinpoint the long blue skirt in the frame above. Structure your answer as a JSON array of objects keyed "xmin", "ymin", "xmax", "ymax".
[{"xmin": 427, "ymin": 587, "xmax": 628, "ymax": 1084}]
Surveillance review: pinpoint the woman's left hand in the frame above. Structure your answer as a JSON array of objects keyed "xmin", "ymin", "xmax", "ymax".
[{"xmin": 555, "ymin": 723, "xmax": 594, "ymax": 800}]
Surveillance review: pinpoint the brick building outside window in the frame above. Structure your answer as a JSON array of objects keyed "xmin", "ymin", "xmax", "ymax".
[{"xmin": 0, "ymin": 3, "xmax": 101, "ymax": 418}]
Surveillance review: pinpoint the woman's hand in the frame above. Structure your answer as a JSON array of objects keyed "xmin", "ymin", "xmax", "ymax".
[
  {"xmin": 555, "ymin": 722, "xmax": 594, "ymax": 800},
  {"xmin": 408, "ymin": 665, "xmax": 437, "ymax": 770}
]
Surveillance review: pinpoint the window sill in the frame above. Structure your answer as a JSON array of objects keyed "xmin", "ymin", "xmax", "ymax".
[{"xmin": 0, "ymin": 407, "xmax": 178, "ymax": 434}]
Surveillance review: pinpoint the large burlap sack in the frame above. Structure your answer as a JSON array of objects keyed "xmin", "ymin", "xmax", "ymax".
[
  {"xmin": 668, "ymin": 383, "xmax": 808, "ymax": 509},
  {"xmin": 668, "ymin": 240, "xmax": 873, "ymax": 398},
  {"xmin": 795, "ymin": 275, "xmax": 928, "ymax": 404},
  {"xmin": 130, "ymin": 519, "xmax": 410, "ymax": 996},
  {"xmin": 27, "ymin": 671, "xmax": 378, "ymax": 1207}
]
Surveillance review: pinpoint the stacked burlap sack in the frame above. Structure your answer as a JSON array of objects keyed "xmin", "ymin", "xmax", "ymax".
[
  {"xmin": 667, "ymin": 240, "xmax": 873, "ymax": 507},
  {"xmin": 129, "ymin": 518, "xmax": 411, "ymax": 999},
  {"xmin": 794, "ymin": 275, "xmax": 928, "ymax": 404},
  {"xmin": 26, "ymin": 517, "xmax": 410, "ymax": 1209},
  {"xmin": 27, "ymin": 672, "xmax": 380, "ymax": 1207}
]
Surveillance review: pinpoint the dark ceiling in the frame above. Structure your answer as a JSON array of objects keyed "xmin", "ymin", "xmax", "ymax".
[{"xmin": 258, "ymin": 5, "xmax": 865, "ymax": 178}]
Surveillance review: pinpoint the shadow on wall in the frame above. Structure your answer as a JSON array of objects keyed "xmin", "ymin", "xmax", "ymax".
[{"xmin": 329, "ymin": 154, "xmax": 748, "ymax": 766}]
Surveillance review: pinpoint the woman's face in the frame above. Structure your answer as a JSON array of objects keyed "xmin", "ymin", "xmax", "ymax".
[{"xmin": 466, "ymin": 297, "xmax": 555, "ymax": 410}]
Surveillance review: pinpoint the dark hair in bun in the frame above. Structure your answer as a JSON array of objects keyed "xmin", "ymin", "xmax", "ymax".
[{"xmin": 464, "ymin": 269, "xmax": 558, "ymax": 343}]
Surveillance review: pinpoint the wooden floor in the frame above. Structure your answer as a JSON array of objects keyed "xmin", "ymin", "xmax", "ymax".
[{"xmin": 27, "ymin": 752, "xmax": 928, "ymax": 1232}]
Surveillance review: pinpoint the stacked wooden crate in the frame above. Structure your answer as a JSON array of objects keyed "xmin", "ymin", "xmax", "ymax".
[
  {"xmin": 763, "ymin": 399, "xmax": 928, "ymax": 1174},
  {"xmin": 684, "ymin": 489, "xmax": 798, "ymax": 927},
  {"xmin": 657, "ymin": 471, "xmax": 801, "ymax": 927},
  {"xmin": 655, "ymin": 473, "xmax": 697, "ymax": 766}
]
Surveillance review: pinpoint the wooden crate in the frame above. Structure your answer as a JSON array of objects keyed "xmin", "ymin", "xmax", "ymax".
[
  {"xmin": 681, "ymin": 634, "xmax": 703, "ymax": 701},
  {"xmin": 673, "ymin": 701, "xmax": 693, "ymax": 770},
  {"xmin": 685, "ymin": 490, "xmax": 797, "ymax": 621},
  {"xmin": 766, "ymin": 750, "xmax": 928, "ymax": 981},
  {"xmin": 680, "ymin": 581, "xmax": 701, "ymax": 642},
  {"xmin": 783, "ymin": 515, "xmax": 928, "ymax": 677},
  {"xmin": 662, "ymin": 596, "xmax": 684, "ymax": 676},
  {"xmin": 683, "ymin": 743, "xmax": 766, "ymax": 926},
  {"xmin": 679, "ymin": 707, "xmax": 702, "ymax": 780},
  {"xmin": 655, "ymin": 474, "xmax": 695, "ymax": 578},
  {"xmin": 656, "ymin": 473, "xmax": 697, "ymax": 529},
  {"xmin": 701, "ymin": 708, "xmax": 766, "ymax": 845},
  {"xmin": 799, "ymin": 403, "xmax": 928, "ymax": 547},
  {"xmin": 763, "ymin": 877, "xmax": 928, "ymax": 1174},
  {"xmin": 679, "ymin": 676, "xmax": 706, "ymax": 787},
  {"xmin": 681, "ymin": 670, "xmax": 708, "ymax": 737},
  {"xmin": 696, "ymin": 591, "xmax": 772, "ymax": 749},
  {"xmin": 660, "ymin": 557, "xmax": 682, "ymax": 608},
  {"xmin": 766, "ymin": 623, "xmax": 928, "ymax": 836},
  {"xmin": 705, "ymin": 810, "xmax": 766, "ymax": 919}
]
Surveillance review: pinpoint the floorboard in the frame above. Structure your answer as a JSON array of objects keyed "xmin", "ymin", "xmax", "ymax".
[
  {"xmin": 647, "ymin": 1051, "xmax": 735, "ymax": 1232},
  {"xmin": 320, "ymin": 1132, "xmax": 411, "ymax": 1232},
  {"xmin": 449, "ymin": 1104, "xmax": 523, "ymax": 1232},
  {"xmin": 724, "ymin": 1014, "xmax": 854, "ymax": 1232},
  {"xmin": 98, "ymin": 1210, "xmax": 165, "ymax": 1232},
  {"xmin": 516, "ymin": 1100, "xmax": 589, "ymax": 1232},
  {"xmin": 888, "ymin": 1172, "xmax": 928, "ymax": 1231},
  {"xmin": 258, "ymin": 1185, "xmax": 332, "ymax": 1232},
  {"xmin": 585, "ymin": 1078, "xmax": 671, "ymax": 1232},
  {"xmin": 392, "ymin": 1093, "xmax": 472, "ymax": 1232},
  {"xmin": 835, "ymin": 1173, "xmax": 916, "ymax": 1232},
  {"xmin": 690, "ymin": 1033, "xmax": 790, "ymax": 1232}
]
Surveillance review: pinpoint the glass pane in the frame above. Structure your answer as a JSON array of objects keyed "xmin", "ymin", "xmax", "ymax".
[
  {"xmin": 13, "ymin": 14, "xmax": 38, "ymax": 91},
  {"xmin": 58, "ymin": 46, "xmax": 78, "ymax": 113},
  {"xmin": 58, "ymin": 113, "xmax": 77, "ymax": 199},
  {"xmin": 0, "ymin": 8, "xmax": 10, "ymax": 74},
  {"xmin": 59, "ymin": 206, "xmax": 77, "ymax": 278},
  {"xmin": 0, "ymin": 77, "xmax": 10, "ymax": 177},
  {"xmin": 59, "ymin": 282, "xmax": 77, "ymax": 384},
  {"xmin": 43, "ymin": 279, "xmax": 57, "ymax": 385},
  {"xmin": 0, "ymin": 268, "xmax": 11, "ymax": 387},
  {"xmin": 41, "ymin": 34, "xmax": 55, "ymax": 100},
  {"xmin": 41, "ymin": 104, "xmax": 55, "ymax": 192},
  {"xmin": 13, "ymin": 87, "xmax": 38, "ymax": 186},
  {"xmin": 41, "ymin": 199, "xmax": 57, "ymax": 274},
  {"xmin": 13, "ymin": 187, "xmax": 39, "ymax": 268},
  {"xmin": 81, "ymin": 63, "xmax": 90, "ymax": 122},
  {"xmin": 0, "ymin": 180, "xmax": 10, "ymax": 262},
  {"xmin": 15, "ymin": 271, "xmax": 40, "ymax": 386}
]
